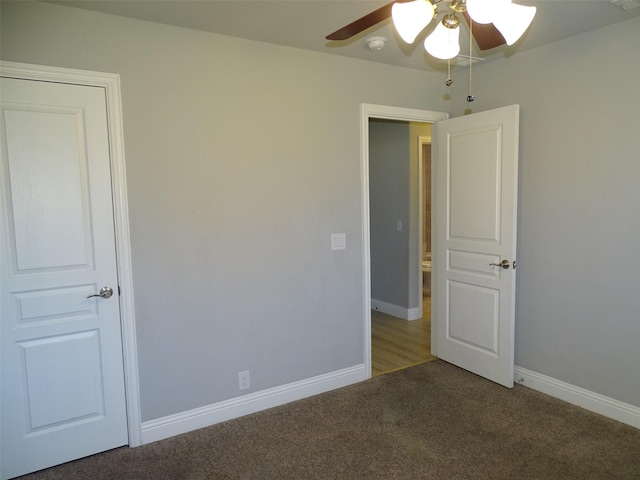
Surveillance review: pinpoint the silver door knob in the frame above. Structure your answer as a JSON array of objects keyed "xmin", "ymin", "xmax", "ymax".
[
  {"xmin": 87, "ymin": 286, "xmax": 114, "ymax": 299},
  {"xmin": 489, "ymin": 259, "xmax": 511, "ymax": 269}
]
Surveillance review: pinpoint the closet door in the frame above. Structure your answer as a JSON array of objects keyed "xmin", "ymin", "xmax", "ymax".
[{"xmin": 1, "ymin": 76, "xmax": 128, "ymax": 479}]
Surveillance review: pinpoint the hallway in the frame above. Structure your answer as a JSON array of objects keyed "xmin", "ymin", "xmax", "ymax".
[{"xmin": 371, "ymin": 295, "xmax": 435, "ymax": 376}]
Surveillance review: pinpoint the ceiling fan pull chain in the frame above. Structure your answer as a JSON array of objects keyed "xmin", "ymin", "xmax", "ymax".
[
  {"xmin": 446, "ymin": 58, "xmax": 453, "ymax": 87},
  {"xmin": 467, "ymin": 17, "xmax": 475, "ymax": 103}
]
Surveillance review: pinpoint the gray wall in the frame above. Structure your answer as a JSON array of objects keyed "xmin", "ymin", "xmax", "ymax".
[
  {"xmin": 450, "ymin": 17, "xmax": 640, "ymax": 408},
  {"xmin": 0, "ymin": 1, "xmax": 450, "ymax": 421}
]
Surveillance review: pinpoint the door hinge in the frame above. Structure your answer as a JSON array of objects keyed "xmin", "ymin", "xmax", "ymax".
[{"xmin": 118, "ymin": 285, "xmax": 121, "ymax": 296}]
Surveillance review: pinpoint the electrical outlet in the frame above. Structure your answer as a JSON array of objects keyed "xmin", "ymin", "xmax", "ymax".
[{"xmin": 238, "ymin": 370, "xmax": 250, "ymax": 391}]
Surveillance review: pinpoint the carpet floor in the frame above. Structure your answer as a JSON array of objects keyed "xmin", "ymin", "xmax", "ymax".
[{"xmin": 18, "ymin": 360, "xmax": 640, "ymax": 479}]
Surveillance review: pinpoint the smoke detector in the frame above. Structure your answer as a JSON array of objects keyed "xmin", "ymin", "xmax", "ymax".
[{"xmin": 365, "ymin": 36, "xmax": 388, "ymax": 51}]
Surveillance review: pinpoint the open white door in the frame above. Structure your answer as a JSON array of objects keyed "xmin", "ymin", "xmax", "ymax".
[
  {"xmin": 434, "ymin": 105, "xmax": 519, "ymax": 388},
  {"xmin": 1, "ymin": 76, "xmax": 129, "ymax": 478}
]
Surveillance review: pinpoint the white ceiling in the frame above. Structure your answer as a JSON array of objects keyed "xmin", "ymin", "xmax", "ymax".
[{"xmin": 46, "ymin": 0, "xmax": 640, "ymax": 72}]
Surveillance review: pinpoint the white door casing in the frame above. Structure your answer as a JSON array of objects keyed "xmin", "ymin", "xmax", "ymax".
[
  {"xmin": 0, "ymin": 62, "xmax": 140, "ymax": 479},
  {"xmin": 360, "ymin": 104, "xmax": 448, "ymax": 378},
  {"xmin": 434, "ymin": 105, "xmax": 519, "ymax": 388}
]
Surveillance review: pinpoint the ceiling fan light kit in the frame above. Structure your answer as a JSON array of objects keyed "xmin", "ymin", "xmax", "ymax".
[
  {"xmin": 424, "ymin": 14, "xmax": 461, "ymax": 60},
  {"xmin": 326, "ymin": 0, "xmax": 537, "ymax": 99},
  {"xmin": 327, "ymin": 0, "xmax": 537, "ymax": 54},
  {"xmin": 391, "ymin": 0, "xmax": 438, "ymax": 44},
  {"xmin": 392, "ymin": 0, "xmax": 536, "ymax": 55},
  {"xmin": 490, "ymin": 2, "xmax": 537, "ymax": 45}
]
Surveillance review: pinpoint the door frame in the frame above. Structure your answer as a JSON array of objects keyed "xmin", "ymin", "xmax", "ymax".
[
  {"xmin": 360, "ymin": 104, "xmax": 448, "ymax": 377},
  {"xmin": 417, "ymin": 134, "xmax": 432, "ymax": 316},
  {"xmin": 0, "ymin": 61, "xmax": 142, "ymax": 446}
]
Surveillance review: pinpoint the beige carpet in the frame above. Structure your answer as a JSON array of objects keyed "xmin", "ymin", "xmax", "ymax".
[{"xmin": 18, "ymin": 360, "xmax": 640, "ymax": 479}]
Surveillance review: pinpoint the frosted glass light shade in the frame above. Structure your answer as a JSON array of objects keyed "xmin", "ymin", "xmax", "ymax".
[
  {"xmin": 392, "ymin": 0, "xmax": 437, "ymax": 44},
  {"xmin": 424, "ymin": 22, "xmax": 460, "ymax": 60},
  {"xmin": 493, "ymin": 3, "xmax": 537, "ymax": 45},
  {"xmin": 466, "ymin": 0, "xmax": 510, "ymax": 24}
]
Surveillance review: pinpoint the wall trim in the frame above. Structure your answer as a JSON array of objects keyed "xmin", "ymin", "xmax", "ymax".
[
  {"xmin": 514, "ymin": 366, "xmax": 640, "ymax": 429},
  {"xmin": 141, "ymin": 363, "xmax": 368, "ymax": 444},
  {"xmin": 371, "ymin": 298, "xmax": 421, "ymax": 321},
  {"xmin": 0, "ymin": 61, "xmax": 143, "ymax": 446}
]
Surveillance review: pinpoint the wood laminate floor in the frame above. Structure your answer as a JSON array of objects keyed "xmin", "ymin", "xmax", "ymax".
[{"xmin": 371, "ymin": 294, "xmax": 436, "ymax": 376}]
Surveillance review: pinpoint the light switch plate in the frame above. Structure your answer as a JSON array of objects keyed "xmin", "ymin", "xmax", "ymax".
[{"xmin": 331, "ymin": 233, "xmax": 346, "ymax": 251}]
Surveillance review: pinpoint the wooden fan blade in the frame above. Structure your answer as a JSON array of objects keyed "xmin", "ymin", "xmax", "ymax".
[
  {"xmin": 462, "ymin": 12, "xmax": 506, "ymax": 50},
  {"xmin": 326, "ymin": 1, "xmax": 410, "ymax": 41}
]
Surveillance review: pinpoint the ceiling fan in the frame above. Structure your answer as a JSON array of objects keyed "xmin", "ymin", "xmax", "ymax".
[{"xmin": 326, "ymin": 0, "xmax": 537, "ymax": 59}]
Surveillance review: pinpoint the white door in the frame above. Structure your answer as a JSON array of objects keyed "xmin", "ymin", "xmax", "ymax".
[
  {"xmin": 434, "ymin": 105, "xmax": 519, "ymax": 388},
  {"xmin": 1, "ymin": 77, "xmax": 128, "ymax": 479}
]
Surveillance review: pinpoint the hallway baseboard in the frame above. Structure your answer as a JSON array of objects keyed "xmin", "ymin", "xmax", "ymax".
[{"xmin": 371, "ymin": 298, "xmax": 421, "ymax": 321}]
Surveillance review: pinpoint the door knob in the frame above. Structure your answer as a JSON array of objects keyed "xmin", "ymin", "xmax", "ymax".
[
  {"xmin": 489, "ymin": 259, "xmax": 511, "ymax": 269},
  {"xmin": 87, "ymin": 286, "xmax": 114, "ymax": 299}
]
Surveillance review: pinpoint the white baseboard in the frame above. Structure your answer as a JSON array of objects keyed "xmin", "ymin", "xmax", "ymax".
[
  {"xmin": 514, "ymin": 366, "xmax": 640, "ymax": 429},
  {"xmin": 141, "ymin": 364, "xmax": 368, "ymax": 444},
  {"xmin": 371, "ymin": 298, "xmax": 421, "ymax": 321}
]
